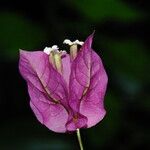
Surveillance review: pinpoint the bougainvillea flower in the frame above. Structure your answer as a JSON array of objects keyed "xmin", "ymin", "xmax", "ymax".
[{"xmin": 19, "ymin": 33, "xmax": 108, "ymax": 133}]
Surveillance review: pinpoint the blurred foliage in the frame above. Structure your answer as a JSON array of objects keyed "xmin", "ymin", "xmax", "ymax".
[
  {"xmin": 0, "ymin": 118, "xmax": 73, "ymax": 150},
  {"xmin": 68, "ymin": 0, "xmax": 143, "ymax": 22},
  {"xmin": 0, "ymin": 12, "xmax": 46, "ymax": 60},
  {"xmin": 101, "ymin": 37, "xmax": 149, "ymax": 80},
  {"xmin": 0, "ymin": 0, "xmax": 149, "ymax": 149}
]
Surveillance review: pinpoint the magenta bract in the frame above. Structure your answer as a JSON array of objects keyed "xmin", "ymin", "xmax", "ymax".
[{"xmin": 19, "ymin": 34, "xmax": 108, "ymax": 133}]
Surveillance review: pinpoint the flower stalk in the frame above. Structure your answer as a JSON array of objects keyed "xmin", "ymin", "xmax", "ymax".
[{"xmin": 76, "ymin": 129, "xmax": 84, "ymax": 150}]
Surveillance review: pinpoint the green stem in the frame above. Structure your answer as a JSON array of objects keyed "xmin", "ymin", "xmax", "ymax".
[{"xmin": 76, "ymin": 129, "xmax": 84, "ymax": 150}]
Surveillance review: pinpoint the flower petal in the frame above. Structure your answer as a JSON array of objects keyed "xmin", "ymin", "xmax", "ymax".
[
  {"xmin": 19, "ymin": 50, "xmax": 69, "ymax": 107},
  {"xmin": 69, "ymin": 33, "xmax": 108, "ymax": 128},
  {"xmin": 19, "ymin": 50, "xmax": 70, "ymax": 132},
  {"xmin": 66, "ymin": 113, "xmax": 87, "ymax": 131},
  {"xmin": 80, "ymin": 50, "xmax": 108, "ymax": 127},
  {"xmin": 28, "ymin": 83, "xmax": 68, "ymax": 133},
  {"xmin": 69, "ymin": 34, "xmax": 93, "ymax": 112}
]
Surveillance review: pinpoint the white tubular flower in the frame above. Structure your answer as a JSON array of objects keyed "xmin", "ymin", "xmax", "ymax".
[
  {"xmin": 51, "ymin": 45, "xmax": 59, "ymax": 51},
  {"xmin": 63, "ymin": 39, "xmax": 84, "ymax": 46},
  {"xmin": 43, "ymin": 47, "xmax": 51, "ymax": 55},
  {"xmin": 63, "ymin": 39, "xmax": 73, "ymax": 46},
  {"xmin": 73, "ymin": 40, "xmax": 84, "ymax": 46},
  {"xmin": 43, "ymin": 45, "xmax": 59, "ymax": 55}
]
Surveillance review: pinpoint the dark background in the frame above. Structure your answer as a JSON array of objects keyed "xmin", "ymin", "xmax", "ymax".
[{"xmin": 0, "ymin": 0, "xmax": 149, "ymax": 149}]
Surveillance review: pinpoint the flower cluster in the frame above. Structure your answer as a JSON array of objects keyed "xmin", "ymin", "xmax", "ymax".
[{"xmin": 19, "ymin": 33, "xmax": 108, "ymax": 133}]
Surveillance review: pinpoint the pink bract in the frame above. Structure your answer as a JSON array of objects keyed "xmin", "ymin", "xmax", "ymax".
[{"xmin": 19, "ymin": 33, "xmax": 108, "ymax": 133}]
